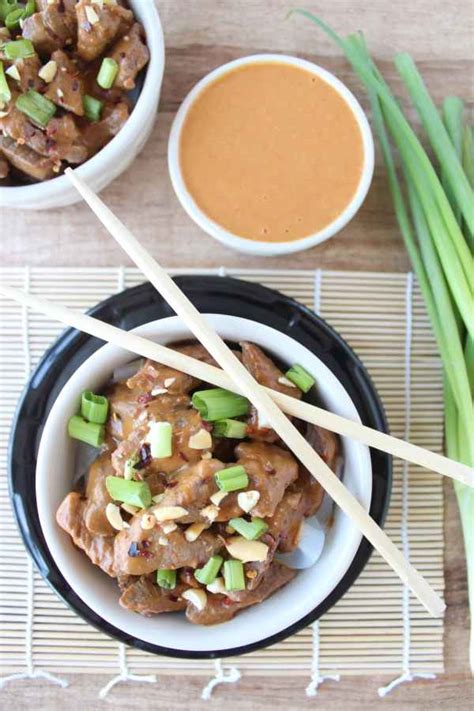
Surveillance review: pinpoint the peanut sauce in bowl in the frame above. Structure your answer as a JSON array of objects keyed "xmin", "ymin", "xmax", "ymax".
[{"xmin": 168, "ymin": 55, "xmax": 374, "ymax": 256}]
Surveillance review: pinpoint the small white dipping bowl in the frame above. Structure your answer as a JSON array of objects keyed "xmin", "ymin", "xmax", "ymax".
[
  {"xmin": 0, "ymin": 0, "xmax": 165, "ymax": 210},
  {"xmin": 168, "ymin": 54, "xmax": 374, "ymax": 257},
  {"xmin": 36, "ymin": 314, "xmax": 372, "ymax": 655}
]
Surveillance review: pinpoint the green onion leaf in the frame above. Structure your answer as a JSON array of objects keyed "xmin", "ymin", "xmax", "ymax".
[
  {"xmin": 83, "ymin": 94, "xmax": 103, "ymax": 122},
  {"xmin": 0, "ymin": 0, "xmax": 19, "ymax": 23},
  {"xmin": 194, "ymin": 555, "xmax": 224, "ymax": 585},
  {"xmin": 228, "ymin": 517, "xmax": 268, "ymax": 541},
  {"xmin": 4, "ymin": 38, "xmax": 34, "ymax": 60},
  {"xmin": 105, "ymin": 475, "xmax": 152, "ymax": 509},
  {"xmin": 156, "ymin": 568, "xmax": 177, "ymax": 590},
  {"xmin": 215, "ymin": 465, "xmax": 249, "ymax": 493},
  {"xmin": 16, "ymin": 89, "xmax": 56, "ymax": 128},
  {"xmin": 0, "ymin": 61, "xmax": 11, "ymax": 105},
  {"xmin": 68, "ymin": 415, "xmax": 104, "ymax": 448},
  {"xmin": 192, "ymin": 388, "xmax": 250, "ymax": 421},
  {"xmin": 223, "ymin": 559, "xmax": 246, "ymax": 591},
  {"xmin": 213, "ymin": 418, "xmax": 247, "ymax": 439},
  {"xmin": 285, "ymin": 364, "xmax": 315, "ymax": 393},
  {"xmin": 97, "ymin": 57, "xmax": 119, "ymax": 89},
  {"xmin": 148, "ymin": 421, "xmax": 173, "ymax": 459},
  {"xmin": 5, "ymin": 7, "xmax": 23, "ymax": 30},
  {"xmin": 81, "ymin": 390, "xmax": 109, "ymax": 424}
]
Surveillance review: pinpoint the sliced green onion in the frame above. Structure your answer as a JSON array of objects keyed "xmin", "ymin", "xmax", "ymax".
[
  {"xmin": 105, "ymin": 475, "xmax": 152, "ymax": 509},
  {"xmin": 215, "ymin": 465, "xmax": 249, "ymax": 493},
  {"xmin": 223, "ymin": 559, "xmax": 245, "ymax": 591},
  {"xmin": 213, "ymin": 418, "xmax": 247, "ymax": 439},
  {"xmin": 83, "ymin": 94, "xmax": 103, "ymax": 122},
  {"xmin": 16, "ymin": 89, "xmax": 56, "ymax": 128},
  {"xmin": 228, "ymin": 517, "xmax": 268, "ymax": 541},
  {"xmin": 0, "ymin": 61, "xmax": 11, "ymax": 105},
  {"xmin": 5, "ymin": 7, "xmax": 23, "ymax": 30},
  {"xmin": 148, "ymin": 421, "xmax": 173, "ymax": 459},
  {"xmin": 192, "ymin": 388, "xmax": 250, "ymax": 421},
  {"xmin": 81, "ymin": 390, "xmax": 109, "ymax": 424},
  {"xmin": 97, "ymin": 57, "xmax": 118, "ymax": 89},
  {"xmin": 22, "ymin": 0, "xmax": 35, "ymax": 19},
  {"xmin": 194, "ymin": 555, "xmax": 223, "ymax": 585},
  {"xmin": 285, "ymin": 364, "xmax": 315, "ymax": 393},
  {"xmin": 0, "ymin": 0, "xmax": 18, "ymax": 23},
  {"xmin": 156, "ymin": 568, "xmax": 177, "ymax": 590},
  {"xmin": 4, "ymin": 38, "xmax": 34, "ymax": 60},
  {"xmin": 68, "ymin": 415, "xmax": 104, "ymax": 448}
]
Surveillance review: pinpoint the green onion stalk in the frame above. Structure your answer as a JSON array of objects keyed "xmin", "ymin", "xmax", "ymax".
[{"xmin": 291, "ymin": 10, "xmax": 474, "ymax": 670}]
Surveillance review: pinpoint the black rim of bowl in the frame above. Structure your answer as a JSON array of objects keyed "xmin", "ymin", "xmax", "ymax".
[{"xmin": 8, "ymin": 275, "xmax": 392, "ymax": 659}]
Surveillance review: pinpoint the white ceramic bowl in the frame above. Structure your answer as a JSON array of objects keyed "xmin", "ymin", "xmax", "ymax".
[
  {"xmin": 0, "ymin": 0, "xmax": 165, "ymax": 210},
  {"xmin": 168, "ymin": 54, "xmax": 374, "ymax": 257},
  {"xmin": 36, "ymin": 314, "xmax": 372, "ymax": 655}
]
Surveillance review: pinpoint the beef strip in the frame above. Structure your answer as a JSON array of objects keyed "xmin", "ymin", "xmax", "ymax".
[
  {"xmin": 240, "ymin": 341, "xmax": 301, "ymax": 442},
  {"xmin": 235, "ymin": 533, "xmax": 278, "ymax": 594},
  {"xmin": 127, "ymin": 344, "xmax": 218, "ymax": 397},
  {"xmin": 155, "ymin": 458, "xmax": 224, "ymax": 523},
  {"xmin": 56, "ymin": 491, "xmax": 116, "ymax": 577},
  {"xmin": 44, "ymin": 50, "xmax": 84, "ymax": 116},
  {"xmin": 79, "ymin": 100, "xmax": 128, "ymax": 156},
  {"xmin": 15, "ymin": 54, "xmax": 43, "ymax": 92},
  {"xmin": 113, "ymin": 517, "xmax": 222, "ymax": 576},
  {"xmin": 83, "ymin": 452, "xmax": 115, "ymax": 536},
  {"xmin": 0, "ymin": 104, "xmax": 51, "ymax": 156},
  {"xmin": 41, "ymin": 0, "xmax": 77, "ymax": 45},
  {"xmin": 217, "ymin": 441, "xmax": 299, "ymax": 521},
  {"xmin": 119, "ymin": 574, "xmax": 187, "ymax": 615},
  {"xmin": 22, "ymin": 13, "xmax": 64, "ymax": 55},
  {"xmin": 305, "ymin": 422, "xmax": 340, "ymax": 471},
  {"xmin": 45, "ymin": 114, "xmax": 88, "ymax": 163},
  {"xmin": 104, "ymin": 380, "xmax": 141, "ymax": 443},
  {"xmin": 0, "ymin": 135, "xmax": 56, "ymax": 180},
  {"xmin": 109, "ymin": 22, "xmax": 149, "ymax": 91},
  {"xmin": 112, "ymin": 394, "xmax": 206, "ymax": 477},
  {"xmin": 186, "ymin": 562, "xmax": 296, "ymax": 625},
  {"xmin": 76, "ymin": 0, "xmax": 133, "ymax": 61}
]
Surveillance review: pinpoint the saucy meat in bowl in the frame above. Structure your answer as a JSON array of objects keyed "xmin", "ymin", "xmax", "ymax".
[
  {"xmin": 56, "ymin": 339, "xmax": 340, "ymax": 625},
  {"xmin": 0, "ymin": 0, "xmax": 150, "ymax": 184},
  {"xmin": 37, "ymin": 315, "xmax": 372, "ymax": 654}
]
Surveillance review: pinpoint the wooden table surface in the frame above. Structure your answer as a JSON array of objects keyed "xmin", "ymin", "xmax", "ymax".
[{"xmin": 1, "ymin": 1, "xmax": 473, "ymax": 709}]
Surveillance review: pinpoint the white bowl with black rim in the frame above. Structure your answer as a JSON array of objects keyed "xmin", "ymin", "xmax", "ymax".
[
  {"xmin": 0, "ymin": 0, "xmax": 164, "ymax": 210},
  {"xmin": 34, "ymin": 312, "xmax": 375, "ymax": 656}
]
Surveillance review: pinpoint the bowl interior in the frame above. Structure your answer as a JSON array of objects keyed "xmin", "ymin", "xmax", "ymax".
[
  {"xmin": 36, "ymin": 314, "xmax": 372, "ymax": 653},
  {"xmin": 168, "ymin": 54, "xmax": 374, "ymax": 256}
]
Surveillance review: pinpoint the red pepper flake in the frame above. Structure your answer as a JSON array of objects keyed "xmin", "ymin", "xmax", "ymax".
[
  {"xmin": 201, "ymin": 420, "xmax": 214, "ymax": 432},
  {"xmin": 264, "ymin": 463, "xmax": 276, "ymax": 475},
  {"xmin": 222, "ymin": 597, "xmax": 234, "ymax": 606},
  {"xmin": 134, "ymin": 443, "xmax": 152, "ymax": 469},
  {"xmin": 137, "ymin": 393, "xmax": 153, "ymax": 404}
]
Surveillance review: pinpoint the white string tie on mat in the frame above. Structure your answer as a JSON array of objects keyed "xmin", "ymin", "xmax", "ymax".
[
  {"xmin": 0, "ymin": 269, "xmax": 68, "ymax": 692},
  {"xmin": 305, "ymin": 621, "xmax": 340, "ymax": 697},
  {"xmin": 218, "ymin": 265, "xmax": 227, "ymax": 277},
  {"xmin": 201, "ymin": 659, "xmax": 242, "ymax": 700},
  {"xmin": 378, "ymin": 273, "xmax": 437, "ymax": 698},
  {"xmin": 98, "ymin": 644, "xmax": 157, "ymax": 700}
]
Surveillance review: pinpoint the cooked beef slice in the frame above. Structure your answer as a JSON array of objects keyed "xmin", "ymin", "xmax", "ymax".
[
  {"xmin": 0, "ymin": 135, "xmax": 56, "ymax": 180},
  {"xmin": 76, "ymin": 0, "xmax": 133, "ymax": 61},
  {"xmin": 83, "ymin": 452, "xmax": 115, "ymax": 536},
  {"xmin": 56, "ymin": 491, "xmax": 116, "ymax": 576},
  {"xmin": 119, "ymin": 574, "xmax": 187, "ymax": 615},
  {"xmin": 44, "ymin": 50, "xmax": 84, "ymax": 115},
  {"xmin": 79, "ymin": 100, "xmax": 128, "ymax": 156},
  {"xmin": 109, "ymin": 22, "xmax": 149, "ymax": 90}
]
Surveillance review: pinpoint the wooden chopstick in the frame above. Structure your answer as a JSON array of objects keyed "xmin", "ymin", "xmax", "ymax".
[
  {"xmin": 65, "ymin": 168, "xmax": 446, "ymax": 619},
  {"xmin": 0, "ymin": 283, "xmax": 471, "ymax": 489}
]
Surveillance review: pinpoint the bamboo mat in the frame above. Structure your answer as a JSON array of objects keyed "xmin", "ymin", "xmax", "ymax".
[{"xmin": 0, "ymin": 267, "xmax": 444, "ymax": 697}]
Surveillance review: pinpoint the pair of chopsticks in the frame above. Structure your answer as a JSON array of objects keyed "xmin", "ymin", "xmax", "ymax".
[{"xmin": 2, "ymin": 169, "xmax": 468, "ymax": 618}]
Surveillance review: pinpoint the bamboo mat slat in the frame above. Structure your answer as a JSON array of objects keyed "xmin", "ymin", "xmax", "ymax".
[{"xmin": 0, "ymin": 267, "xmax": 444, "ymax": 693}]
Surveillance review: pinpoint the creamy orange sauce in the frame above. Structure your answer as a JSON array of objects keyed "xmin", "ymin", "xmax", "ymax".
[{"xmin": 179, "ymin": 62, "xmax": 364, "ymax": 243}]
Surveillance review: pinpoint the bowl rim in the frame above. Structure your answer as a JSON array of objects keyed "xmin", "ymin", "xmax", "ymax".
[
  {"xmin": 168, "ymin": 53, "xmax": 375, "ymax": 256},
  {"xmin": 8, "ymin": 276, "xmax": 391, "ymax": 658},
  {"xmin": 0, "ymin": 0, "xmax": 165, "ymax": 204}
]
